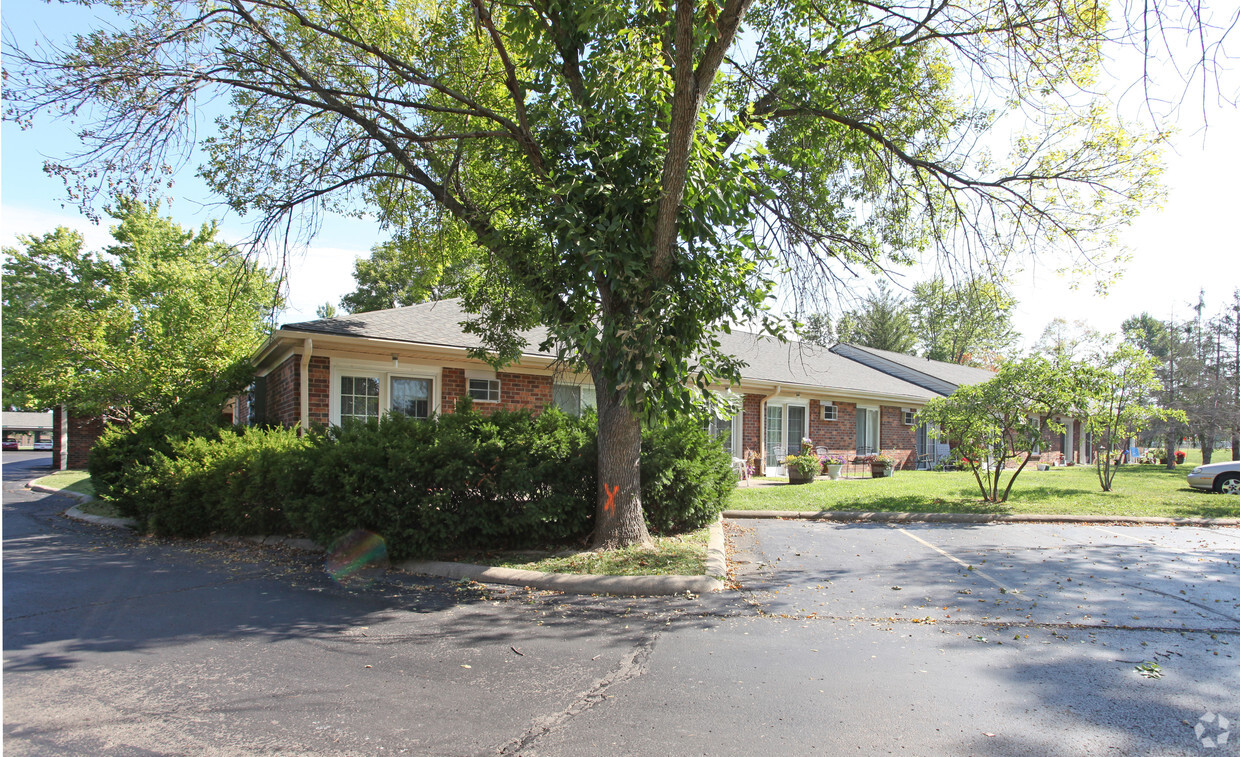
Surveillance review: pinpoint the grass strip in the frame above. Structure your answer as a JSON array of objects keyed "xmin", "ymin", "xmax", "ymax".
[
  {"xmin": 731, "ymin": 454, "xmax": 1239, "ymax": 520},
  {"xmin": 448, "ymin": 527, "xmax": 710, "ymax": 577}
]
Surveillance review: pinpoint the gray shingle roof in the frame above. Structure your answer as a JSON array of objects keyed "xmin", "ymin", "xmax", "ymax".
[
  {"xmin": 715, "ymin": 331, "xmax": 939, "ymax": 400},
  {"xmin": 280, "ymin": 299, "xmax": 938, "ymax": 401},
  {"xmin": 831, "ymin": 344, "xmax": 996, "ymax": 390},
  {"xmin": 282, "ymin": 299, "xmax": 552, "ymax": 356}
]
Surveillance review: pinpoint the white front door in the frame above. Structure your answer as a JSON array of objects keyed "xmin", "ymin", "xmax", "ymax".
[{"xmin": 766, "ymin": 402, "xmax": 809, "ymax": 474}]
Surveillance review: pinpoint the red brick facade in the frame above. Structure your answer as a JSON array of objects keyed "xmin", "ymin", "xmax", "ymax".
[
  {"xmin": 498, "ymin": 372, "xmax": 553, "ymax": 412},
  {"xmin": 307, "ymin": 356, "xmax": 330, "ymax": 425},
  {"xmin": 880, "ymin": 405, "xmax": 917, "ymax": 469},
  {"xmin": 444, "ymin": 370, "xmax": 554, "ymax": 415},
  {"xmin": 741, "ymin": 394, "xmax": 763, "ymax": 471},
  {"xmin": 262, "ymin": 360, "xmax": 558, "ymax": 427},
  {"xmin": 266, "ymin": 355, "xmax": 302, "ymax": 428},
  {"xmin": 808, "ymin": 399, "xmax": 859, "ymax": 458},
  {"xmin": 736, "ymin": 394, "xmax": 920, "ymax": 471},
  {"xmin": 442, "ymin": 367, "xmax": 467, "ymax": 411},
  {"xmin": 51, "ymin": 406, "xmax": 107, "ymax": 470}
]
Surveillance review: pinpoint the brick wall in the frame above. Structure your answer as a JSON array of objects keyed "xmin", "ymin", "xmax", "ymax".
[
  {"xmin": 51, "ymin": 408, "xmax": 107, "ymax": 470},
  {"xmin": 742, "ymin": 393, "xmax": 763, "ymax": 473},
  {"xmin": 235, "ymin": 393, "xmax": 249, "ymax": 426},
  {"xmin": 441, "ymin": 367, "xmax": 466, "ymax": 412},
  {"xmin": 266, "ymin": 355, "xmax": 301, "ymax": 428},
  {"xmin": 439, "ymin": 367, "xmax": 553, "ymax": 416},
  {"xmin": 808, "ymin": 399, "xmax": 859, "ymax": 461},
  {"xmin": 880, "ymin": 405, "xmax": 917, "ymax": 470},
  {"xmin": 496, "ymin": 371, "xmax": 553, "ymax": 413},
  {"xmin": 307, "ymin": 356, "xmax": 330, "ymax": 425}
]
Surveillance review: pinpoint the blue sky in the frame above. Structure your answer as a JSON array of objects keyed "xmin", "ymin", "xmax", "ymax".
[{"xmin": 3, "ymin": 0, "xmax": 1238, "ymax": 338}]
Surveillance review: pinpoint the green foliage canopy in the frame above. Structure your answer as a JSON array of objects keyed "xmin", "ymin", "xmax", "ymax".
[
  {"xmin": 909, "ymin": 277, "xmax": 1019, "ymax": 366},
  {"xmin": 918, "ymin": 356, "xmax": 1101, "ymax": 502},
  {"xmin": 1, "ymin": 200, "xmax": 281, "ymax": 420},
  {"xmin": 1083, "ymin": 343, "xmax": 1186, "ymax": 491},
  {"xmin": 5, "ymin": 0, "xmax": 1176, "ymax": 545}
]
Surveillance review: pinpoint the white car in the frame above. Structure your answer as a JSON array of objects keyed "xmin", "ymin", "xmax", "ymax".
[{"xmin": 1186, "ymin": 460, "xmax": 1240, "ymax": 494}]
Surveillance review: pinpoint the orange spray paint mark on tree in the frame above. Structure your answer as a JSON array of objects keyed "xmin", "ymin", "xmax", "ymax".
[{"xmin": 603, "ymin": 483, "xmax": 619, "ymax": 515}]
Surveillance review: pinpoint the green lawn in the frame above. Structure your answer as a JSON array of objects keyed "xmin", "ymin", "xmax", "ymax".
[
  {"xmin": 31, "ymin": 469, "xmax": 95, "ymax": 498},
  {"xmin": 452, "ymin": 527, "xmax": 711, "ymax": 577},
  {"xmin": 730, "ymin": 453, "xmax": 1240, "ymax": 519},
  {"xmin": 29, "ymin": 470, "xmax": 125, "ymax": 519}
]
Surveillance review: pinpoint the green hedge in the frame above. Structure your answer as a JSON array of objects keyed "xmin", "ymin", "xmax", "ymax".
[{"xmin": 91, "ymin": 400, "xmax": 733, "ymax": 559}]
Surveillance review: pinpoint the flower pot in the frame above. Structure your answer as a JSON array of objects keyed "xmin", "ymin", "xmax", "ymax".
[
  {"xmin": 788, "ymin": 469, "xmax": 815, "ymax": 485},
  {"xmin": 871, "ymin": 464, "xmax": 894, "ymax": 478},
  {"xmin": 826, "ymin": 464, "xmax": 843, "ymax": 480}
]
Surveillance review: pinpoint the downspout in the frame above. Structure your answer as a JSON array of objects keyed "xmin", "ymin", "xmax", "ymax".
[
  {"xmin": 759, "ymin": 385, "xmax": 783, "ymax": 474},
  {"xmin": 300, "ymin": 338, "xmax": 313, "ymax": 434}
]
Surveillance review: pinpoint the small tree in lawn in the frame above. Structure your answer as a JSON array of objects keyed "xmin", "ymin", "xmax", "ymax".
[
  {"xmin": 919, "ymin": 357, "xmax": 1097, "ymax": 503},
  {"xmin": 1084, "ymin": 343, "xmax": 1186, "ymax": 492}
]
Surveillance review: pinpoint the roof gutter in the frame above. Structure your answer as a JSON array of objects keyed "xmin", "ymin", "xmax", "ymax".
[{"xmin": 300, "ymin": 338, "xmax": 313, "ymax": 433}]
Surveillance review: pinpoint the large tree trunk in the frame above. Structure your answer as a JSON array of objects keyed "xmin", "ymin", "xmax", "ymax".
[
  {"xmin": 592, "ymin": 374, "xmax": 652, "ymax": 550},
  {"xmin": 1164, "ymin": 431, "xmax": 1178, "ymax": 470},
  {"xmin": 1232, "ymin": 434, "xmax": 1239, "ymax": 461},
  {"xmin": 1201, "ymin": 433, "xmax": 1214, "ymax": 465}
]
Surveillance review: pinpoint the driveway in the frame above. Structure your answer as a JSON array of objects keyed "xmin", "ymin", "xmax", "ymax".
[
  {"xmin": 731, "ymin": 519, "xmax": 1240, "ymax": 632},
  {"xmin": 5, "ymin": 454, "xmax": 1239, "ymax": 755}
]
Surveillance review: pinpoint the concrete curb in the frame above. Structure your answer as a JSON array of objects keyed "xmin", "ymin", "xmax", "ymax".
[
  {"xmin": 723, "ymin": 509, "xmax": 1240, "ymax": 527},
  {"xmin": 396, "ymin": 516, "xmax": 727, "ymax": 596},
  {"xmin": 27, "ymin": 479, "xmax": 140, "ymax": 529}
]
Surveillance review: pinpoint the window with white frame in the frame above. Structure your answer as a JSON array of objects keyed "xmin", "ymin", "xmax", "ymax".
[
  {"xmin": 468, "ymin": 377, "xmax": 500, "ymax": 402},
  {"xmin": 705, "ymin": 393, "xmax": 742, "ymax": 458},
  {"xmin": 821, "ymin": 402, "xmax": 837, "ymax": 421},
  {"xmin": 553, "ymin": 383, "xmax": 596, "ymax": 416},
  {"xmin": 856, "ymin": 406, "xmax": 880, "ymax": 454},
  {"xmin": 391, "ymin": 376, "xmax": 432, "ymax": 419},
  {"xmin": 340, "ymin": 376, "xmax": 381, "ymax": 423}
]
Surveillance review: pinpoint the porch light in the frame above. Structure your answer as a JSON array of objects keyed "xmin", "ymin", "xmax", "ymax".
[{"xmin": 392, "ymin": 354, "xmax": 399, "ymax": 368}]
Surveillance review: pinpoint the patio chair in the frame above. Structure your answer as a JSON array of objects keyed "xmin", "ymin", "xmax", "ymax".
[{"xmin": 732, "ymin": 456, "xmax": 749, "ymax": 484}]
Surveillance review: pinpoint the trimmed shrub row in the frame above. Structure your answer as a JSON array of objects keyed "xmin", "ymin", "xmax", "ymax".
[{"xmin": 90, "ymin": 400, "xmax": 734, "ymax": 559}]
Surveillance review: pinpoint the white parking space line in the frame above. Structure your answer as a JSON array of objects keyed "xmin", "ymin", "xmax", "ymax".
[
  {"xmin": 1088, "ymin": 525, "xmax": 1238, "ymax": 563},
  {"xmin": 894, "ymin": 527, "xmax": 1009, "ymax": 592}
]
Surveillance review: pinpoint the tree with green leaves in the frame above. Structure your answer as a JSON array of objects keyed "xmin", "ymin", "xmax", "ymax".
[
  {"xmin": 1083, "ymin": 343, "xmax": 1185, "ymax": 491},
  {"xmin": 1, "ymin": 200, "xmax": 281, "ymax": 423},
  {"xmin": 918, "ymin": 356, "xmax": 1099, "ymax": 503},
  {"xmin": 5, "ymin": 0, "xmax": 1195, "ymax": 547},
  {"xmin": 341, "ymin": 207, "xmax": 480, "ymax": 314},
  {"xmin": 850, "ymin": 281, "xmax": 916, "ymax": 354},
  {"xmin": 908, "ymin": 277, "xmax": 1019, "ymax": 366},
  {"xmin": 1032, "ymin": 318, "xmax": 1105, "ymax": 363}
]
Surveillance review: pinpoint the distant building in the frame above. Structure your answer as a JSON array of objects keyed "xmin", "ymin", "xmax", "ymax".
[{"xmin": 2, "ymin": 411, "xmax": 54, "ymax": 449}]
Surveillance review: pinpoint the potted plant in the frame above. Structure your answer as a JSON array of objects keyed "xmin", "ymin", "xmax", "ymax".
[
  {"xmin": 871, "ymin": 453, "xmax": 896, "ymax": 478},
  {"xmin": 784, "ymin": 441, "xmax": 821, "ymax": 484},
  {"xmin": 822, "ymin": 453, "xmax": 846, "ymax": 480}
]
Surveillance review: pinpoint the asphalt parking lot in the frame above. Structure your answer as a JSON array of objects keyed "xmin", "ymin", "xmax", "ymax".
[{"xmin": 731, "ymin": 519, "xmax": 1240, "ymax": 632}]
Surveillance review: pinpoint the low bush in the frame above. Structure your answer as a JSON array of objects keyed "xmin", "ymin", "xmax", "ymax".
[
  {"xmin": 95, "ymin": 399, "xmax": 732, "ymax": 558},
  {"xmin": 640, "ymin": 416, "xmax": 734, "ymax": 533},
  {"xmin": 89, "ymin": 406, "xmax": 229, "ymax": 519}
]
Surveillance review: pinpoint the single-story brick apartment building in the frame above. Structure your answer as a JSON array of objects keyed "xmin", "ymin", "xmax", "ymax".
[{"xmin": 226, "ymin": 299, "xmax": 1093, "ymax": 474}]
